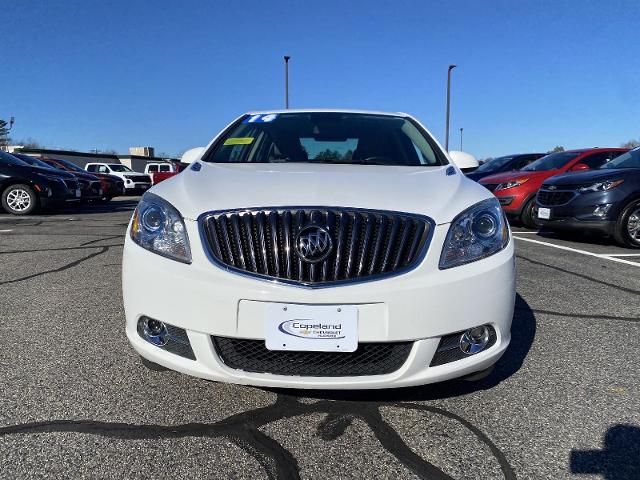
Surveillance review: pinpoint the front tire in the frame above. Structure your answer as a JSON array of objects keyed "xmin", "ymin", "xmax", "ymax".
[
  {"xmin": 613, "ymin": 199, "xmax": 640, "ymax": 249},
  {"xmin": 1, "ymin": 184, "xmax": 38, "ymax": 215},
  {"xmin": 520, "ymin": 198, "xmax": 542, "ymax": 230}
]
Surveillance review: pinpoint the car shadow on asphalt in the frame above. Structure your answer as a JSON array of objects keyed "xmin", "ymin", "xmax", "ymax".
[
  {"xmin": 269, "ymin": 293, "xmax": 536, "ymax": 403},
  {"xmin": 570, "ymin": 424, "xmax": 640, "ymax": 479}
]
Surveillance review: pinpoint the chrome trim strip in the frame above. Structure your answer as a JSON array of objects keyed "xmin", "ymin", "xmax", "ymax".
[{"xmin": 197, "ymin": 206, "xmax": 436, "ymax": 289}]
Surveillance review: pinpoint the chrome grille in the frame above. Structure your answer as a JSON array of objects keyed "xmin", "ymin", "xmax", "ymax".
[{"xmin": 200, "ymin": 207, "xmax": 433, "ymax": 286}]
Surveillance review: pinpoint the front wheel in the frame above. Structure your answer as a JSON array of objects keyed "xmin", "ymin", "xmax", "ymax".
[
  {"xmin": 613, "ymin": 199, "xmax": 640, "ymax": 249},
  {"xmin": 1, "ymin": 184, "xmax": 38, "ymax": 215},
  {"xmin": 520, "ymin": 198, "xmax": 542, "ymax": 230}
]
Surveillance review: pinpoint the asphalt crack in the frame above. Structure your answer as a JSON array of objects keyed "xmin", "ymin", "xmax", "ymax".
[
  {"xmin": 0, "ymin": 246, "xmax": 110, "ymax": 285},
  {"xmin": 0, "ymin": 395, "xmax": 516, "ymax": 479}
]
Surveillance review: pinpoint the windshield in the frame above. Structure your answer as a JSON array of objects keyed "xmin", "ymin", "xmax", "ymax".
[
  {"xmin": 522, "ymin": 152, "xmax": 581, "ymax": 171},
  {"xmin": 602, "ymin": 147, "xmax": 640, "ymax": 169},
  {"xmin": 0, "ymin": 151, "xmax": 30, "ymax": 167},
  {"xmin": 48, "ymin": 157, "xmax": 86, "ymax": 172},
  {"xmin": 14, "ymin": 154, "xmax": 56, "ymax": 170},
  {"xmin": 204, "ymin": 112, "xmax": 445, "ymax": 166},
  {"xmin": 108, "ymin": 164, "xmax": 133, "ymax": 172},
  {"xmin": 475, "ymin": 156, "xmax": 515, "ymax": 173}
]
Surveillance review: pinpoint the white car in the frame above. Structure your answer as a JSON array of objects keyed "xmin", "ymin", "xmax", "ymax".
[
  {"xmin": 144, "ymin": 163, "xmax": 176, "ymax": 174},
  {"xmin": 123, "ymin": 110, "xmax": 515, "ymax": 389},
  {"xmin": 85, "ymin": 163, "xmax": 152, "ymax": 193}
]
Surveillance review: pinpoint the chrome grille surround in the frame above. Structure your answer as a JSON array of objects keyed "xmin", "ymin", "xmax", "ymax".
[{"xmin": 199, "ymin": 207, "xmax": 434, "ymax": 288}]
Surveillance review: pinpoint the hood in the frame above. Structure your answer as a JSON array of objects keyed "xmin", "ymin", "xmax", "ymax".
[
  {"xmin": 479, "ymin": 169, "xmax": 550, "ymax": 184},
  {"xmin": 544, "ymin": 169, "xmax": 631, "ymax": 185},
  {"xmin": 151, "ymin": 162, "xmax": 493, "ymax": 225},
  {"xmin": 68, "ymin": 171, "xmax": 100, "ymax": 181},
  {"xmin": 19, "ymin": 165, "xmax": 75, "ymax": 179},
  {"xmin": 465, "ymin": 170, "xmax": 497, "ymax": 182}
]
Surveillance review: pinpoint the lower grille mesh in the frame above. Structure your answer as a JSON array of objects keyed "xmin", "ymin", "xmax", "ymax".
[{"xmin": 212, "ymin": 337, "xmax": 413, "ymax": 377}]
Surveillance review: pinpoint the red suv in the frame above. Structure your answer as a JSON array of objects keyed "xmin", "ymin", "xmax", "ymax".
[{"xmin": 479, "ymin": 148, "xmax": 628, "ymax": 228}]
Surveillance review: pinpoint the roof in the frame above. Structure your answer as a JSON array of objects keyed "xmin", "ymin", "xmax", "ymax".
[{"xmin": 246, "ymin": 108, "xmax": 409, "ymax": 117}]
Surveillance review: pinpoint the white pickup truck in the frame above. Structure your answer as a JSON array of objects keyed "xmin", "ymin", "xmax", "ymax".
[{"xmin": 85, "ymin": 163, "xmax": 152, "ymax": 193}]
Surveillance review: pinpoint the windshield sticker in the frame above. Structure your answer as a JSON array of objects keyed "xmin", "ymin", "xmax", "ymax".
[
  {"xmin": 243, "ymin": 113, "xmax": 279, "ymax": 124},
  {"xmin": 223, "ymin": 137, "xmax": 255, "ymax": 146}
]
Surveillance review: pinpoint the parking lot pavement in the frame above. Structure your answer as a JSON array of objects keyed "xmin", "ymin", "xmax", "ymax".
[{"xmin": 0, "ymin": 198, "xmax": 638, "ymax": 479}]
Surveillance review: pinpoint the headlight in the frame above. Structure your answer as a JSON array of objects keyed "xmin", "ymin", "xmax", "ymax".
[
  {"xmin": 495, "ymin": 178, "xmax": 529, "ymax": 191},
  {"xmin": 577, "ymin": 179, "xmax": 624, "ymax": 193},
  {"xmin": 439, "ymin": 198, "xmax": 510, "ymax": 269},
  {"xmin": 130, "ymin": 193, "xmax": 191, "ymax": 263}
]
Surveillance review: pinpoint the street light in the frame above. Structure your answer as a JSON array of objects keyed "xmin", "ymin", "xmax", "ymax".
[
  {"xmin": 459, "ymin": 127, "xmax": 463, "ymax": 150},
  {"xmin": 445, "ymin": 64, "xmax": 456, "ymax": 151},
  {"xmin": 284, "ymin": 55, "xmax": 291, "ymax": 109}
]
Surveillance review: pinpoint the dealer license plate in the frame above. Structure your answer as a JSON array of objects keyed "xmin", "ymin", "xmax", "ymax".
[
  {"xmin": 538, "ymin": 207, "xmax": 551, "ymax": 220},
  {"xmin": 75, "ymin": 189, "xmax": 81, "ymax": 198},
  {"xmin": 265, "ymin": 303, "xmax": 358, "ymax": 352}
]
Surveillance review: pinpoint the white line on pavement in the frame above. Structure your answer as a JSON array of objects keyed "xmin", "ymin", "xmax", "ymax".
[
  {"xmin": 513, "ymin": 236, "xmax": 640, "ymax": 267},
  {"xmin": 0, "ymin": 229, "xmax": 13, "ymax": 233},
  {"xmin": 600, "ymin": 253, "xmax": 640, "ymax": 257}
]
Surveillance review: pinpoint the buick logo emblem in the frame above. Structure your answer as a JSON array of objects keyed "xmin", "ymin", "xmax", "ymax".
[
  {"xmin": 295, "ymin": 225, "xmax": 333, "ymax": 263},
  {"xmin": 547, "ymin": 185, "xmax": 557, "ymax": 190}
]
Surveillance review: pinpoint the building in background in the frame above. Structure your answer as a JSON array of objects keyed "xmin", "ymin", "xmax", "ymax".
[
  {"xmin": 129, "ymin": 146, "xmax": 155, "ymax": 157},
  {"xmin": 7, "ymin": 147, "xmax": 178, "ymax": 173}
]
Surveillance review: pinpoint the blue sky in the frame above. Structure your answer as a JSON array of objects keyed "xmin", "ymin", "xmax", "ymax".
[{"xmin": 2, "ymin": 0, "xmax": 638, "ymax": 158}]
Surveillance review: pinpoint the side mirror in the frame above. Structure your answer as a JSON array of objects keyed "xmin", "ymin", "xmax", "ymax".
[
  {"xmin": 571, "ymin": 163, "xmax": 589, "ymax": 171},
  {"xmin": 181, "ymin": 146, "xmax": 206, "ymax": 164},
  {"xmin": 448, "ymin": 150, "xmax": 479, "ymax": 173}
]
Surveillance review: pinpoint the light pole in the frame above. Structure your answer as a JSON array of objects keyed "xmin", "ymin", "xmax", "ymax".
[
  {"xmin": 459, "ymin": 127, "xmax": 463, "ymax": 150},
  {"xmin": 445, "ymin": 64, "xmax": 456, "ymax": 151},
  {"xmin": 284, "ymin": 55, "xmax": 291, "ymax": 109}
]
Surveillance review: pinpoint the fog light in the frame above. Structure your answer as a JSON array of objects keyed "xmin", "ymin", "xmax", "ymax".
[
  {"xmin": 460, "ymin": 326, "xmax": 490, "ymax": 355},
  {"xmin": 139, "ymin": 316, "xmax": 169, "ymax": 346},
  {"xmin": 593, "ymin": 204, "xmax": 612, "ymax": 217}
]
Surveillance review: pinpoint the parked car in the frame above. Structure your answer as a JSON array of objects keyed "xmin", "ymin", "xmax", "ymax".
[
  {"xmin": 123, "ymin": 109, "xmax": 515, "ymax": 389},
  {"xmin": 537, "ymin": 146, "xmax": 640, "ymax": 248},
  {"xmin": 465, "ymin": 153, "xmax": 546, "ymax": 182},
  {"xmin": 39, "ymin": 157, "xmax": 124, "ymax": 202},
  {"xmin": 85, "ymin": 163, "xmax": 152, "ymax": 194},
  {"xmin": 12, "ymin": 154, "xmax": 103, "ymax": 203},
  {"xmin": 145, "ymin": 162, "xmax": 188, "ymax": 185},
  {"xmin": 479, "ymin": 148, "xmax": 628, "ymax": 228},
  {"xmin": 0, "ymin": 151, "xmax": 80, "ymax": 215}
]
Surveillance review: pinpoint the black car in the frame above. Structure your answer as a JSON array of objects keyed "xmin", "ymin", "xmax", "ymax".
[
  {"xmin": 536, "ymin": 147, "xmax": 640, "ymax": 248},
  {"xmin": 0, "ymin": 151, "xmax": 80, "ymax": 215},
  {"xmin": 13, "ymin": 153, "xmax": 103, "ymax": 202},
  {"xmin": 465, "ymin": 153, "xmax": 546, "ymax": 182}
]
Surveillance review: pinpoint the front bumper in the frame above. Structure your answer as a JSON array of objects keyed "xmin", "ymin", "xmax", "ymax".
[
  {"xmin": 123, "ymin": 220, "xmax": 516, "ymax": 389},
  {"xmin": 538, "ymin": 217, "xmax": 615, "ymax": 235}
]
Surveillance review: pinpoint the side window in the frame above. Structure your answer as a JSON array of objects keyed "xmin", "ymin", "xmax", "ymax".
[
  {"xmin": 98, "ymin": 166, "xmax": 109, "ymax": 173},
  {"xmin": 580, "ymin": 152, "xmax": 610, "ymax": 169},
  {"xmin": 86, "ymin": 165, "xmax": 96, "ymax": 172},
  {"xmin": 160, "ymin": 165, "xmax": 170, "ymax": 172},
  {"xmin": 148, "ymin": 165, "xmax": 158, "ymax": 172}
]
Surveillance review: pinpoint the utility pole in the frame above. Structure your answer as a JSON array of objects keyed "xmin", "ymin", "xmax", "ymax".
[
  {"xmin": 445, "ymin": 64, "xmax": 456, "ymax": 151},
  {"xmin": 459, "ymin": 127, "xmax": 463, "ymax": 150},
  {"xmin": 284, "ymin": 55, "xmax": 291, "ymax": 109}
]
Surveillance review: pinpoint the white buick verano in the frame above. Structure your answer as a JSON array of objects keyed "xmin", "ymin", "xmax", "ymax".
[{"xmin": 123, "ymin": 110, "xmax": 515, "ymax": 389}]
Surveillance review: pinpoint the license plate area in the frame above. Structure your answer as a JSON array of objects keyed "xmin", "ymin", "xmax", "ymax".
[
  {"xmin": 538, "ymin": 207, "xmax": 551, "ymax": 219},
  {"xmin": 265, "ymin": 304, "xmax": 358, "ymax": 352}
]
